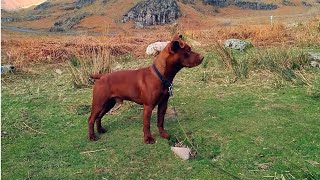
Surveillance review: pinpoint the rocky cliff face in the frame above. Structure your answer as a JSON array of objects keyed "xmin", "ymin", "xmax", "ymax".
[
  {"xmin": 50, "ymin": 12, "xmax": 92, "ymax": 32},
  {"xmin": 75, "ymin": 0, "xmax": 96, "ymax": 9},
  {"xmin": 202, "ymin": 0, "xmax": 230, "ymax": 7},
  {"xmin": 122, "ymin": 0, "xmax": 181, "ymax": 28},
  {"xmin": 234, "ymin": 1, "xmax": 278, "ymax": 10},
  {"xmin": 182, "ymin": 0, "xmax": 279, "ymax": 10}
]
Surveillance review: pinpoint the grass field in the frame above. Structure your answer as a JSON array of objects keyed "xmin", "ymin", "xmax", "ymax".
[
  {"xmin": 1, "ymin": 45, "xmax": 320, "ymax": 179},
  {"xmin": 1, "ymin": 11, "xmax": 320, "ymax": 179}
]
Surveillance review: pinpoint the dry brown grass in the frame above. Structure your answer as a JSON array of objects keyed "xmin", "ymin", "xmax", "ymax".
[
  {"xmin": 68, "ymin": 46, "xmax": 113, "ymax": 87},
  {"xmin": 1, "ymin": 17, "xmax": 319, "ymax": 67}
]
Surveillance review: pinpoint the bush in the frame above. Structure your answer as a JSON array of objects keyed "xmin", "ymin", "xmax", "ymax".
[
  {"xmin": 68, "ymin": 46, "xmax": 113, "ymax": 88},
  {"xmin": 249, "ymin": 48, "xmax": 309, "ymax": 84},
  {"xmin": 212, "ymin": 42, "xmax": 249, "ymax": 80}
]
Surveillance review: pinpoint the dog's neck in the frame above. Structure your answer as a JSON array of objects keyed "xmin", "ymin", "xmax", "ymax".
[{"xmin": 153, "ymin": 53, "xmax": 182, "ymax": 82}]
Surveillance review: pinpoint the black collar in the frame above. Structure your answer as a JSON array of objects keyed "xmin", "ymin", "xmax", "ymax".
[{"xmin": 152, "ymin": 64, "xmax": 173, "ymax": 96}]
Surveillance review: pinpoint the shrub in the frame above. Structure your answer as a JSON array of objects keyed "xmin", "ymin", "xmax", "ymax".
[
  {"xmin": 212, "ymin": 42, "xmax": 249, "ymax": 80},
  {"xmin": 249, "ymin": 48, "xmax": 309, "ymax": 84},
  {"xmin": 68, "ymin": 46, "xmax": 113, "ymax": 88}
]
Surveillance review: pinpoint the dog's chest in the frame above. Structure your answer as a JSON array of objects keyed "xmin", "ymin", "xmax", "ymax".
[{"xmin": 156, "ymin": 89, "xmax": 169, "ymax": 104}]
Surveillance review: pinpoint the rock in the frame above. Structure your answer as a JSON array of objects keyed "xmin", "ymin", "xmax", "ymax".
[
  {"xmin": 55, "ymin": 69, "xmax": 63, "ymax": 75},
  {"xmin": 1, "ymin": 131, "xmax": 8, "ymax": 137},
  {"xmin": 50, "ymin": 12, "xmax": 92, "ymax": 32},
  {"xmin": 287, "ymin": 23, "xmax": 299, "ymax": 29},
  {"xmin": 301, "ymin": 1, "xmax": 312, "ymax": 7},
  {"xmin": 1, "ymin": 65, "xmax": 16, "ymax": 74},
  {"xmin": 171, "ymin": 147, "xmax": 191, "ymax": 160},
  {"xmin": 308, "ymin": 52, "xmax": 320, "ymax": 68},
  {"xmin": 282, "ymin": 0, "xmax": 296, "ymax": 6},
  {"xmin": 224, "ymin": 39, "xmax": 252, "ymax": 51},
  {"xmin": 310, "ymin": 61, "xmax": 320, "ymax": 68},
  {"xmin": 122, "ymin": 0, "xmax": 181, "ymax": 28},
  {"xmin": 203, "ymin": 0, "xmax": 230, "ymax": 8},
  {"xmin": 234, "ymin": 1, "xmax": 278, "ymax": 10},
  {"xmin": 34, "ymin": 2, "xmax": 53, "ymax": 10},
  {"xmin": 180, "ymin": 0, "xmax": 195, "ymax": 5},
  {"xmin": 146, "ymin": 41, "xmax": 170, "ymax": 56},
  {"xmin": 75, "ymin": 0, "xmax": 96, "ymax": 9},
  {"xmin": 309, "ymin": 52, "xmax": 320, "ymax": 62}
]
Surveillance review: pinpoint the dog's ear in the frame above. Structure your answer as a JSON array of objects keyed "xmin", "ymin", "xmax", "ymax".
[
  {"xmin": 169, "ymin": 40, "xmax": 185, "ymax": 54},
  {"xmin": 172, "ymin": 34, "xmax": 183, "ymax": 41}
]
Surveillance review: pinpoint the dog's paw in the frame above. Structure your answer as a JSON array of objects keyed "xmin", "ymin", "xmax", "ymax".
[
  {"xmin": 160, "ymin": 130, "xmax": 170, "ymax": 139},
  {"xmin": 144, "ymin": 136, "xmax": 155, "ymax": 144},
  {"xmin": 89, "ymin": 134, "xmax": 98, "ymax": 141},
  {"xmin": 97, "ymin": 127, "xmax": 107, "ymax": 134}
]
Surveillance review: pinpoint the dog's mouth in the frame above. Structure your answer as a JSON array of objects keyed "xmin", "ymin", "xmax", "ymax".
[{"xmin": 187, "ymin": 57, "xmax": 204, "ymax": 68}]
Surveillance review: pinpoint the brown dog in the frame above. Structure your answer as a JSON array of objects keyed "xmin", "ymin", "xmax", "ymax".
[{"xmin": 88, "ymin": 34, "xmax": 204, "ymax": 144}]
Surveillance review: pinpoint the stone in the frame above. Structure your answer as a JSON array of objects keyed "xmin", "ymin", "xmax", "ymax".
[
  {"xmin": 310, "ymin": 61, "xmax": 320, "ymax": 68},
  {"xmin": 1, "ymin": 65, "xmax": 16, "ymax": 74},
  {"xmin": 55, "ymin": 69, "xmax": 63, "ymax": 75},
  {"xmin": 234, "ymin": 1, "xmax": 278, "ymax": 10},
  {"xmin": 75, "ymin": 0, "xmax": 96, "ymax": 9},
  {"xmin": 308, "ymin": 52, "xmax": 320, "ymax": 68},
  {"xmin": 34, "ymin": 2, "xmax": 53, "ymax": 10},
  {"xmin": 224, "ymin": 39, "xmax": 252, "ymax": 51},
  {"xmin": 171, "ymin": 147, "xmax": 191, "ymax": 160},
  {"xmin": 203, "ymin": 0, "xmax": 230, "ymax": 8},
  {"xmin": 301, "ymin": 1, "xmax": 312, "ymax": 7},
  {"xmin": 122, "ymin": 0, "xmax": 181, "ymax": 28},
  {"xmin": 146, "ymin": 41, "xmax": 170, "ymax": 56},
  {"xmin": 50, "ymin": 12, "xmax": 92, "ymax": 32},
  {"xmin": 308, "ymin": 52, "xmax": 320, "ymax": 61}
]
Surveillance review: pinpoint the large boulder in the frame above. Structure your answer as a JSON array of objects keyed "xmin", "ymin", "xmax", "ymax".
[
  {"xmin": 34, "ymin": 2, "xmax": 53, "ymax": 10},
  {"xmin": 202, "ymin": 0, "xmax": 230, "ymax": 7},
  {"xmin": 146, "ymin": 41, "xmax": 170, "ymax": 56},
  {"xmin": 122, "ymin": 0, "xmax": 181, "ymax": 28},
  {"xmin": 50, "ymin": 12, "xmax": 92, "ymax": 32},
  {"xmin": 75, "ymin": 0, "xmax": 96, "ymax": 9},
  {"xmin": 308, "ymin": 52, "xmax": 320, "ymax": 68},
  {"xmin": 234, "ymin": 1, "xmax": 278, "ymax": 10},
  {"xmin": 1, "ymin": 65, "xmax": 16, "ymax": 74},
  {"xmin": 224, "ymin": 39, "xmax": 252, "ymax": 51}
]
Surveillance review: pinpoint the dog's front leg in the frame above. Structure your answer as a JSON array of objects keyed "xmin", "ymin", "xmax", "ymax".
[
  {"xmin": 143, "ymin": 105, "xmax": 155, "ymax": 144},
  {"xmin": 157, "ymin": 96, "xmax": 170, "ymax": 139}
]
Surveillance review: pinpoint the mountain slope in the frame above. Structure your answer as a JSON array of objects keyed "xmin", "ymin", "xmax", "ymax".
[
  {"xmin": 1, "ymin": 0, "xmax": 46, "ymax": 10},
  {"xmin": 1, "ymin": 0, "xmax": 318, "ymax": 33}
]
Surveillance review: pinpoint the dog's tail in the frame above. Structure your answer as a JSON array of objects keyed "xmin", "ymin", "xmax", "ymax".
[{"xmin": 90, "ymin": 74, "xmax": 103, "ymax": 80}]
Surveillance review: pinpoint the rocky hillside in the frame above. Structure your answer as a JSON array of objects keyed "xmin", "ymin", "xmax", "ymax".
[
  {"xmin": 1, "ymin": 0, "xmax": 46, "ymax": 10},
  {"xmin": 122, "ymin": 0, "xmax": 181, "ymax": 28},
  {"xmin": 1, "ymin": 0, "xmax": 318, "ymax": 33}
]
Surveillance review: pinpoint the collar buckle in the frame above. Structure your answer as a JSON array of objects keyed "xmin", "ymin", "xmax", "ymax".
[
  {"xmin": 168, "ymin": 84, "xmax": 173, "ymax": 97},
  {"xmin": 152, "ymin": 64, "xmax": 174, "ymax": 97}
]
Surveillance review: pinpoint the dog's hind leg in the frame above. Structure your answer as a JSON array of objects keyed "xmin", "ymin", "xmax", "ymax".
[
  {"xmin": 88, "ymin": 105, "xmax": 102, "ymax": 141},
  {"xmin": 88, "ymin": 88, "xmax": 111, "ymax": 141},
  {"xmin": 96, "ymin": 98, "xmax": 116, "ymax": 134}
]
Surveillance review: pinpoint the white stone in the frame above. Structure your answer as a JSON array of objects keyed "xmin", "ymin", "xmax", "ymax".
[
  {"xmin": 1, "ymin": 65, "xmax": 16, "ymax": 74},
  {"xmin": 311, "ymin": 61, "xmax": 320, "ymax": 68},
  {"xmin": 55, "ymin": 69, "xmax": 63, "ymax": 75},
  {"xmin": 171, "ymin": 146, "xmax": 190, "ymax": 160},
  {"xmin": 146, "ymin": 41, "xmax": 170, "ymax": 56}
]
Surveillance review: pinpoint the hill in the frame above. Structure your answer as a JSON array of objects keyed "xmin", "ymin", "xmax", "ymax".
[
  {"xmin": 1, "ymin": 0, "xmax": 319, "ymax": 34},
  {"xmin": 1, "ymin": 0, "xmax": 46, "ymax": 10}
]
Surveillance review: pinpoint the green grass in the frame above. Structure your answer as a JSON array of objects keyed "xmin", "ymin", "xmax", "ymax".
[{"xmin": 1, "ymin": 56, "xmax": 320, "ymax": 179}]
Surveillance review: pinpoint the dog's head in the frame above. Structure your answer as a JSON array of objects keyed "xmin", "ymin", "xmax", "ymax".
[{"xmin": 165, "ymin": 34, "xmax": 204, "ymax": 68}]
